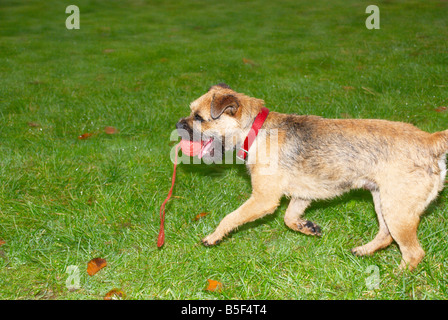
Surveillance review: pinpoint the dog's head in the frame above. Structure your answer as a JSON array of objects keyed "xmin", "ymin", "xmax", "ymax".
[{"xmin": 176, "ymin": 83, "xmax": 265, "ymax": 160}]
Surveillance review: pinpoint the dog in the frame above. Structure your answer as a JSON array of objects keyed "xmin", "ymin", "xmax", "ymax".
[{"xmin": 176, "ymin": 83, "xmax": 448, "ymax": 270}]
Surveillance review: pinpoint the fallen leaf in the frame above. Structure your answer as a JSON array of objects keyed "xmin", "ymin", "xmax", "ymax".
[
  {"xmin": 104, "ymin": 288, "xmax": 125, "ymax": 300},
  {"xmin": 0, "ymin": 240, "xmax": 5, "ymax": 246},
  {"xmin": 104, "ymin": 126, "xmax": 118, "ymax": 134},
  {"xmin": 435, "ymin": 106, "xmax": 447, "ymax": 113},
  {"xmin": 342, "ymin": 86, "xmax": 355, "ymax": 91},
  {"xmin": 87, "ymin": 197, "xmax": 96, "ymax": 206},
  {"xmin": 78, "ymin": 133, "xmax": 94, "ymax": 140},
  {"xmin": 27, "ymin": 122, "xmax": 41, "ymax": 127},
  {"xmin": 87, "ymin": 257, "xmax": 107, "ymax": 276},
  {"xmin": 205, "ymin": 279, "xmax": 223, "ymax": 292},
  {"xmin": 193, "ymin": 212, "xmax": 210, "ymax": 221},
  {"xmin": 242, "ymin": 58, "xmax": 258, "ymax": 66}
]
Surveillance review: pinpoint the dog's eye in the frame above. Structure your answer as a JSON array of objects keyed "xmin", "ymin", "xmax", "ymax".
[{"xmin": 194, "ymin": 113, "xmax": 204, "ymax": 122}]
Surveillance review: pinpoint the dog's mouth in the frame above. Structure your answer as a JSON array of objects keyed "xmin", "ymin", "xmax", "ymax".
[
  {"xmin": 199, "ymin": 137, "xmax": 214, "ymax": 159},
  {"xmin": 180, "ymin": 137, "xmax": 215, "ymax": 159}
]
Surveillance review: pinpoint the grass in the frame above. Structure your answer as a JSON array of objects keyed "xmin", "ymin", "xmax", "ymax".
[{"xmin": 0, "ymin": 0, "xmax": 448, "ymax": 300}]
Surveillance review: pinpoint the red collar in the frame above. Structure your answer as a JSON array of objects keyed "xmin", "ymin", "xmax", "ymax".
[{"xmin": 237, "ymin": 107, "xmax": 270, "ymax": 161}]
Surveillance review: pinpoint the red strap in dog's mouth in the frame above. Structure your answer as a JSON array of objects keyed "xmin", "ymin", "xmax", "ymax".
[
  {"xmin": 199, "ymin": 138, "xmax": 213, "ymax": 158},
  {"xmin": 180, "ymin": 138, "xmax": 214, "ymax": 158},
  {"xmin": 158, "ymin": 138, "xmax": 214, "ymax": 247},
  {"xmin": 157, "ymin": 143, "xmax": 180, "ymax": 248}
]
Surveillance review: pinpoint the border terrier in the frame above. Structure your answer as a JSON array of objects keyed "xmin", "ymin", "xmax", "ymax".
[{"xmin": 176, "ymin": 83, "xmax": 448, "ymax": 270}]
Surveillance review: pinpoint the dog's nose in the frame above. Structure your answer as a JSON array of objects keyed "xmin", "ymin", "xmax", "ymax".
[{"xmin": 176, "ymin": 119, "xmax": 187, "ymax": 130}]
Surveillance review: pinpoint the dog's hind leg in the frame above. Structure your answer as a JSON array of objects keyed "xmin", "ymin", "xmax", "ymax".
[
  {"xmin": 380, "ymin": 178, "xmax": 440, "ymax": 270},
  {"xmin": 369, "ymin": 174, "xmax": 439, "ymax": 270},
  {"xmin": 382, "ymin": 203, "xmax": 425, "ymax": 271},
  {"xmin": 351, "ymin": 190, "xmax": 393, "ymax": 256},
  {"xmin": 284, "ymin": 198, "xmax": 321, "ymax": 236}
]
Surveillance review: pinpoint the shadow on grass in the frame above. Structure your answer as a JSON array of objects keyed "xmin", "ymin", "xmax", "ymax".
[
  {"xmin": 179, "ymin": 157, "xmax": 252, "ymax": 187},
  {"xmin": 180, "ymin": 159, "xmax": 442, "ymax": 244},
  {"xmin": 235, "ymin": 190, "xmax": 375, "ymax": 234}
]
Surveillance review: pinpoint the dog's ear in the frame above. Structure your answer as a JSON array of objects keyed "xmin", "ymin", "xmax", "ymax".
[{"xmin": 210, "ymin": 94, "xmax": 240, "ymax": 120}]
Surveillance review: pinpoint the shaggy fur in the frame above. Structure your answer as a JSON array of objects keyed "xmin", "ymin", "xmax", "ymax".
[{"xmin": 176, "ymin": 83, "xmax": 448, "ymax": 270}]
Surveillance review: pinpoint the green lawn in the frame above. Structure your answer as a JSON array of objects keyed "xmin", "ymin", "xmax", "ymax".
[{"xmin": 1, "ymin": 0, "xmax": 448, "ymax": 300}]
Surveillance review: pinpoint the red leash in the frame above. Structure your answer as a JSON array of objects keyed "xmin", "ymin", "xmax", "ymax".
[{"xmin": 157, "ymin": 143, "xmax": 180, "ymax": 248}]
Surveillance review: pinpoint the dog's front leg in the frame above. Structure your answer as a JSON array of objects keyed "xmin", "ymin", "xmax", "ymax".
[{"xmin": 202, "ymin": 193, "xmax": 280, "ymax": 246}]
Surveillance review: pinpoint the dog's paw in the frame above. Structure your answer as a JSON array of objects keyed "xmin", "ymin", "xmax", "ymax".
[
  {"xmin": 201, "ymin": 236, "xmax": 221, "ymax": 247},
  {"xmin": 297, "ymin": 220, "xmax": 322, "ymax": 236},
  {"xmin": 351, "ymin": 246, "xmax": 370, "ymax": 256}
]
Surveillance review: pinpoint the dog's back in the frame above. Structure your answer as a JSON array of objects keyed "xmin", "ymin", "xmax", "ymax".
[{"xmin": 270, "ymin": 114, "xmax": 448, "ymax": 199}]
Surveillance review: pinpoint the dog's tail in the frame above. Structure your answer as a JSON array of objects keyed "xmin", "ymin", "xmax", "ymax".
[{"xmin": 430, "ymin": 129, "xmax": 448, "ymax": 156}]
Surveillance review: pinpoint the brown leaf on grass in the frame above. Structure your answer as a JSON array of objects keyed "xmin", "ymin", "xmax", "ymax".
[
  {"xmin": 87, "ymin": 196, "xmax": 96, "ymax": 206},
  {"xmin": 205, "ymin": 279, "xmax": 223, "ymax": 292},
  {"xmin": 78, "ymin": 133, "xmax": 94, "ymax": 140},
  {"xmin": 104, "ymin": 126, "xmax": 118, "ymax": 134},
  {"xmin": 193, "ymin": 212, "xmax": 210, "ymax": 221},
  {"xmin": 0, "ymin": 240, "xmax": 5, "ymax": 246},
  {"xmin": 104, "ymin": 288, "xmax": 126, "ymax": 300},
  {"xmin": 242, "ymin": 58, "xmax": 258, "ymax": 66},
  {"xmin": 435, "ymin": 106, "xmax": 447, "ymax": 113},
  {"xmin": 27, "ymin": 122, "xmax": 41, "ymax": 127},
  {"xmin": 87, "ymin": 257, "xmax": 107, "ymax": 276},
  {"xmin": 342, "ymin": 86, "xmax": 355, "ymax": 91}
]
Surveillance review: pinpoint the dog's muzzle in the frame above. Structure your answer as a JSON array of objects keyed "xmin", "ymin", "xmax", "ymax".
[{"xmin": 175, "ymin": 118, "xmax": 215, "ymax": 159}]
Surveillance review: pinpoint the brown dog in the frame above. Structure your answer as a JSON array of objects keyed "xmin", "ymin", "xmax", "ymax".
[{"xmin": 176, "ymin": 83, "xmax": 448, "ymax": 270}]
